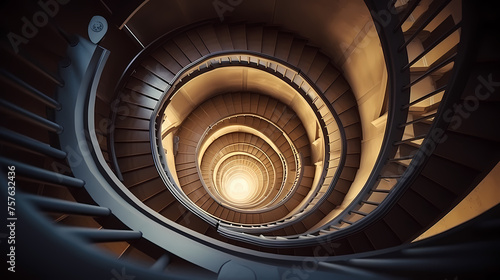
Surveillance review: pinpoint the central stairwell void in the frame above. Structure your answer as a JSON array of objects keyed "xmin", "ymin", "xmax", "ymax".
[{"xmin": 0, "ymin": 0, "xmax": 499, "ymax": 279}]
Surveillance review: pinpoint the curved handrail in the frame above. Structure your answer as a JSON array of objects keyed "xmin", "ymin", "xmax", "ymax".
[
  {"xmin": 195, "ymin": 114, "xmax": 297, "ymax": 212},
  {"xmin": 10, "ymin": 2, "xmax": 496, "ymax": 278},
  {"xmin": 219, "ymin": 0, "xmax": 468, "ymax": 246},
  {"xmin": 51, "ymin": 35, "xmax": 312, "ymax": 276},
  {"xmin": 149, "ymin": 51, "xmax": 347, "ymax": 232},
  {"xmin": 196, "ymin": 113, "xmax": 305, "ymax": 212},
  {"xmin": 107, "ymin": 19, "xmax": 219, "ymax": 182},
  {"xmin": 209, "ymin": 148, "xmax": 274, "ymax": 209}
]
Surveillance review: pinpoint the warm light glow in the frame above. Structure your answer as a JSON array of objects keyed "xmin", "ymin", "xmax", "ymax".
[
  {"xmin": 222, "ymin": 169, "xmax": 259, "ymax": 204},
  {"xmin": 226, "ymin": 177, "xmax": 252, "ymax": 202}
]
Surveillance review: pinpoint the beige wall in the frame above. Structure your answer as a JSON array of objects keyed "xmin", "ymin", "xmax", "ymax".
[
  {"xmin": 132, "ymin": 0, "xmax": 390, "ymax": 227},
  {"xmin": 312, "ymin": 17, "xmax": 389, "ymax": 228}
]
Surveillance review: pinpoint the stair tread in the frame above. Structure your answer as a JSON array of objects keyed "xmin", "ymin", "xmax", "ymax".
[
  {"xmin": 261, "ymin": 27, "xmax": 279, "ymax": 56},
  {"xmin": 115, "ymin": 102, "xmax": 153, "ymax": 120},
  {"xmin": 274, "ymin": 32, "xmax": 294, "ymax": 61},
  {"xmin": 296, "ymin": 45, "xmax": 318, "ymax": 73},
  {"xmin": 114, "ymin": 117, "xmax": 150, "ymax": 130},
  {"xmin": 114, "ymin": 129, "xmax": 150, "ymax": 142},
  {"xmin": 307, "ymin": 52, "xmax": 330, "ymax": 83},
  {"xmin": 229, "ymin": 24, "xmax": 248, "ymax": 50},
  {"xmin": 122, "ymin": 165, "xmax": 159, "ymax": 187},
  {"xmin": 197, "ymin": 25, "xmax": 223, "ymax": 53},
  {"xmin": 150, "ymin": 49, "xmax": 183, "ymax": 75},
  {"xmin": 140, "ymin": 56, "xmax": 175, "ymax": 84},
  {"xmin": 115, "ymin": 142, "xmax": 152, "ymax": 157},
  {"xmin": 120, "ymin": 89, "xmax": 159, "ymax": 109},
  {"xmin": 173, "ymin": 34, "xmax": 202, "ymax": 62},
  {"xmin": 129, "ymin": 177, "xmax": 165, "ymax": 202},
  {"xmin": 162, "ymin": 42, "xmax": 192, "ymax": 68},
  {"xmin": 214, "ymin": 24, "xmax": 234, "ymax": 51},
  {"xmin": 119, "ymin": 154, "xmax": 155, "ymax": 173},
  {"xmin": 287, "ymin": 38, "xmax": 307, "ymax": 67},
  {"xmin": 131, "ymin": 67, "xmax": 169, "ymax": 91},
  {"xmin": 246, "ymin": 24, "xmax": 264, "ymax": 52}
]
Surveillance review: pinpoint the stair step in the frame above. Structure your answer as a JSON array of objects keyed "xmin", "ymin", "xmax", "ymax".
[
  {"xmin": 163, "ymin": 42, "xmax": 191, "ymax": 68},
  {"xmin": 129, "ymin": 177, "xmax": 166, "ymax": 202},
  {"xmin": 214, "ymin": 24, "xmax": 234, "ymax": 51},
  {"xmin": 287, "ymin": 38, "xmax": 307, "ymax": 66},
  {"xmin": 143, "ymin": 189, "xmax": 176, "ymax": 212},
  {"xmin": 433, "ymin": 130, "xmax": 500, "ymax": 170},
  {"xmin": 119, "ymin": 89, "xmax": 158, "ymax": 109},
  {"xmin": 114, "ymin": 117, "xmax": 150, "ymax": 130},
  {"xmin": 131, "ymin": 66, "xmax": 170, "ymax": 91},
  {"xmin": 195, "ymin": 193, "xmax": 212, "ymax": 208},
  {"xmin": 396, "ymin": 0, "xmax": 422, "ymax": 29},
  {"xmin": 324, "ymin": 76, "xmax": 350, "ymax": 104},
  {"xmin": 296, "ymin": 45, "xmax": 318, "ymax": 74},
  {"xmin": 173, "ymin": 34, "xmax": 202, "ymax": 62},
  {"xmin": 410, "ymin": 176, "xmax": 456, "ymax": 212},
  {"xmin": 363, "ymin": 220, "xmax": 401, "ymax": 250},
  {"xmin": 229, "ymin": 24, "xmax": 247, "ymax": 50},
  {"xmin": 115, "ymin": 142, "xmax": 151, "ymax": 158},
  {"xmin": 197, "ymin": 25, "xmax": 223, "ymax": 53},
  {"xmin": 447, "ymin": 101, "xmax": 500, "ymax": 142},
  {"xmin": 115, "ymin": 103, "xmax": 153, "ymax": 120},
  {"xmin": 334, "ymin": 95, "xmax": 358, "ymax": 117},
  {"xmin": 261, "ymin": 27, "xmax": 279, "ymax": 56},
  {"xmin": 316, "ymin": 64, "xmax": 341, "ymax": 93},
  {"xmin": 398, "ymin": 189, "xmax": 441, "ymax": 227},
  {"xmin": 119, "ymin": 154, "xmax": 155, "ymax": 173},
  {"xmin": 420, "ymin": 155, "xmax": 481, "ymax": 196},
  {"xmin": 402, "ymin": 0, "xmax": 452, "ymax": 42},
  {"xmin": 274, "ymin": 32, "xmax": 294, "ymax": 61},
  {"xmin": 348, "ymin": 232, "xmax": 375, "ymax": 253},
  {"xmin": 182, "ymin": 180, "xmax": 203, "ymax": 195},
  {"xmin": 246, "ymin": 24, "xmax": 264, "ymax": 52},
  {"xmin": 114, "ymin": 129, "xmax": 150, "ymax": 142},
  {"xmin": 383, "ymin": 204, "xmax": 423, "ymax": 242},
  {"xmin": 406, "ymin": 15, "xmax": 459, "ymax": 70},
  {"xmin": 140, "ymin": 56, "xmax": 175, "ymax": 84},
  {"xmin": 122, "ymin": 165, "xmax": 159, "ymax": 187},
  {"xmin": 185, "ymin": 29, "xmax": 210, "ymax": 56},
  {"xmin": 159, "ymin": 201, "xmax": 187, "ymax": 221},
  {"xmin": 307, "ymin": 52, "xmax": 330, "ymax": 83},
  {"xmin": 151, "ymin": 49, "xmax": 183, "ymax": 74}
]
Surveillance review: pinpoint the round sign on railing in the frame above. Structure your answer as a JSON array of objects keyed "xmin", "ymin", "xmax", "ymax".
[{"xmin": 88, "ymin": 15, "xmax": 108, "ymax": 44}]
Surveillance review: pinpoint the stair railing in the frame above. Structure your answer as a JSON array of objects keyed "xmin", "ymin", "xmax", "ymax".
[
  {"xmin": 150, "ymin": 51, "xmax": 347, "ymax": 233},
  {"xmin": 219, "ymin": 0, "xmax": 470, "ymax": 246}
]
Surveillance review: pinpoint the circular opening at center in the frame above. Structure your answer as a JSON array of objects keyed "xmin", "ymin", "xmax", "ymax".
[{"xmin": 225, "ymin": 174, "xmax": 255, "ymax": 203}]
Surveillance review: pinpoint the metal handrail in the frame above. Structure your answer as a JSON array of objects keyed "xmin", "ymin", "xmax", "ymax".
[
  {"xmin": 9, "ymin": 3, "xmax": 495, "ymax": 278},
  {"xmin": 218, "ymin": 0, "xmax": 467, "ymax": 246},
  {"xmin": 107, "ymin": 19, "xmax": 217, "ymax": 183},
  {"xmin": 150, "ymin": 51, "xmax": 345, "ymax": 231},
  {"xmin": 195, "ymin": 114, "xmax": 295, "ymax": 212}
]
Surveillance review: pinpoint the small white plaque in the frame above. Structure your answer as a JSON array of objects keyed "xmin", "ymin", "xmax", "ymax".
[{"xmin": 88, "ymin": 16, "xmax": 108, "ymax": 44}]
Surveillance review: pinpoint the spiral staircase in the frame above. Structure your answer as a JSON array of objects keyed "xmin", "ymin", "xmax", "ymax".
[{"xmin": 1, "ymin": 0, "xmax": 499, "ymax": 279}]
